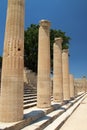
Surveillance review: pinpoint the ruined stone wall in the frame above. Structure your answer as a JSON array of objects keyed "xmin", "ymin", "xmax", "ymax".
[
  {"xmin": 0, "ymin": 68, "xmax": 37, "ymax": 92},
  {"xmin": 74, "ymin": 78, "xmax": 85, "ymax": 95},
  {"xmin": 0, "ymin": 68, "xmax": 52, "ymax": 93},
  {"xmin": 24, "ymin": 68, "xmax": 37, "ymax": 90}
]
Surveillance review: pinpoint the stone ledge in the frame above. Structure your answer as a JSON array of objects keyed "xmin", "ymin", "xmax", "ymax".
[
  {"xmin": 0, "ymin": 93, "xmax": 86, "ymax": 130},
  {"xmin": 44, "ymin": 93, "xmax": 87, "ymax": 130}
]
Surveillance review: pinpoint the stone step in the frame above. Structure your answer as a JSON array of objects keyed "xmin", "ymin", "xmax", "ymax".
[
  {"xmin": 24, "ymin": 95, "xmax": 36, "ymax": 100},
  {"xmin": 24, "ymin": 92, "xmax": 37, "ymax": 95},
  {"xmin": 23, "ymin": 100, "xmax": 53, "ymax": 110},
  {"xmin": 23, "ymin": 93, "xmax": 37, "ymax": 109},
  {"xmin": 0, "ymin": 93, "xmax": 85, "ymax": 130},
  {"xmin": 24, "ymin": 87, "xmax": 36, "ymax": 90},
  {"xmin": 24, "ymin": 89, "xmax": 36, "ymax": 91},
  {"xmin": 22, "ymin": 93, "xmax": 86, "ymax": 130},
  {"xmin": 22, "ymin": 106, "xmax": 67, "ymax": 130},
  {"xmin": 24, "ymin": 89, "xmax": 37, "ymax": 92},
  {"xmin": 24, "ymin": 102, "xmax": 37, "ymax": 109},
  {"xmin": 24, "ymin": 92, "xmax": 37, "ymax": 94},
  {"xmin": 23, "ymin": 96, "xmax": 53, "ymax": 109},
  {"xmin": 24, "ymin": 99, "xmax": 37, "ymax": 104},
  {"xmin": 24, "ymin": 93, "xmax": 37, "ymax": 97},
  {"xmin": 24, "ymin": 96, "xmax": 37, "ymax": 101},
  {"xmin": 44, "ymin": 94, "xmax": 86, "ymax": 130}
]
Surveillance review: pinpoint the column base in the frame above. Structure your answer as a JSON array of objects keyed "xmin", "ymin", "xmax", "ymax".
[
  {"xmin": 70, "ymin": 97, "xmax": 75, "ymax": 100},
  {"xmin": 37, "ymin": 104, "xmax": 51, "ymax": 109},
  {"xmin": 62, "ymin": 100, "xmax": 70, "ymax": 105}
]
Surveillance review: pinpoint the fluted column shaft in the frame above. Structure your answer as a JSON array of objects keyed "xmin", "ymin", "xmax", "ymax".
[
  {"xmin": 37, "ymin": 20, "xmax": 51, "ymax": 108},
  {"xmin": 53, "ymin": 37, "xmax": 63, "ymax": 102},
  {"xmin": 62, "ymin": 49, "xmax": 70, "ymax": 101},
  {"xmin": 0, "ymin": 0, "xmax": 24, "ymax": 122},
  {"xmin": 69, "ymin": 74, "xmax": 75, "ymax": 99}
]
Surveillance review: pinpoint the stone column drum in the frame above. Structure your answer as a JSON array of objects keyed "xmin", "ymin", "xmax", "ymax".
[
  {"xmin": 62, "ymin": 49, "xmax": 70, "ymax": 101},
  {"xmin": 37, "ymin": 20, "xmax": 51, "ymax": 108},
  {"xmin": 53, "ymin": 37, "xmax": 63, "ymax": 102},
  {"xmin": 69, "ymin": 74, "xmax": 75, "ymax": 99},
  {"xmin": 0, "ymin": 0, "xmax": 24, "ymax": 122}
]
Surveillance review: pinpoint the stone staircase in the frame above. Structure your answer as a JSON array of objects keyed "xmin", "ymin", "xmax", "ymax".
[
  {"xmin": 0, "ymin": 70, "xmax": 86, "ymax": 130},
  {"xmin": 22, "ymin": 92, "xmax": 86, "ymax": 130},
  {"xmin": 0, "ymin": 91, "xmax": 85, "ymax": 130},
  {"xmin": 23, "ymin": 86, "xmax": 53, "ymax": 110},
  {"xmin": 23, "ymin": 85, "xmax": 37, "ymax": 109}
]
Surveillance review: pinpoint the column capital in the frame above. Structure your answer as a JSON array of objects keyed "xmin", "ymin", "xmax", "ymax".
[
  {"xmin": 54, "ymin": 37, "xmax": 63, "ymax": 50},
  {"xmin": 39, "ymin": 19, "xmax": 51, "ymax": 28},
  {"xmin": 62, "ymin": 49, "xmax": 69, "ymax": 53},
  {"xmin": 55, "ymin": 37, "xmax": 63, "ymax": 44}
]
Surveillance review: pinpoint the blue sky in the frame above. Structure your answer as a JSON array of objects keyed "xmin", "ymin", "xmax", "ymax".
[{"xmin": 0, "ymin": 0, "xmax": 87, "ymax": 78}]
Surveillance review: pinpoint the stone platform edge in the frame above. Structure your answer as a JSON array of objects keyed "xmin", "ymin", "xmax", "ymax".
[{"xmin": 0, "ymin": 93, "xmax": 86, "ymax": 130}]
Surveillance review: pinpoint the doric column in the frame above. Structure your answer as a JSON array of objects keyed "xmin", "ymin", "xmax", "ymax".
[
  {"xmin": 86, "ymin": 80, "xmax": 87, "ymax": 92},
  {"xmin": 53, "ymin": 37, "xmax": 63, "ymax": 102},
  {"xmin": 62, "ymin": 49, "xmax": 70, "ymax": 101},
  {"xmin": 74, "ymin": 80, "xmax": 77, "ymax": 96},
  {"xmin": 0, "ymin": 0, "xmax": 24, "ymax": 122},
  {"xmin": 69, "ymin": 74, "xmax": 75, "ymax": 99},
  {"xmin": 37, "ymin": 20, "xmax": 51, "ymax": 108},
  {"xmin": 82, "ymin": 77, "xmax": 86, "ymax": 92}
]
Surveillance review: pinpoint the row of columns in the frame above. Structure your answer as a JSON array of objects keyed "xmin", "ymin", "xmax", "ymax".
[
  {"xmin": 0, "ymin": 0, "xmax": 85, "ymax": 123},
  {"xmin": 37, "ymin": 19, "xmax": 75, "ymax": 108}
]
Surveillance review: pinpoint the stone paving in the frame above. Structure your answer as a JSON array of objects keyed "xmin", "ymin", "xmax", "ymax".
[{"xmin": 60, "ymin": 94, "xmax": 87, "ymax": 130}]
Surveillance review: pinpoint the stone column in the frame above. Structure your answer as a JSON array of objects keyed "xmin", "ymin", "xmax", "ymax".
[
  {"xmin": 0, "ymin": 0, "xmax": 24, "ymax": 122},
  {"xmin": 86, "ymin": 80, "xmax": 87, "ymax": 92},
  {"xmin": 69, "ymin": 74, "xmax": 75, "ymax": 99},
  {"xmin": 37, "ymin": 20, "xmax": 51, "ymax": 108},
  {"xmin": 82, "ymin": 77, "xmax": 86, "ymax": 92},
  {"xmin": 62, "ymin": 49, "xmax": 70, "ymax": 101},
  {"xmin": 53, "ymin": 37, "xmax": 63, "ymax": 102},
  {"xmin": 74, "ymin": 80, "xmax": 77, "ymax": 96}
]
